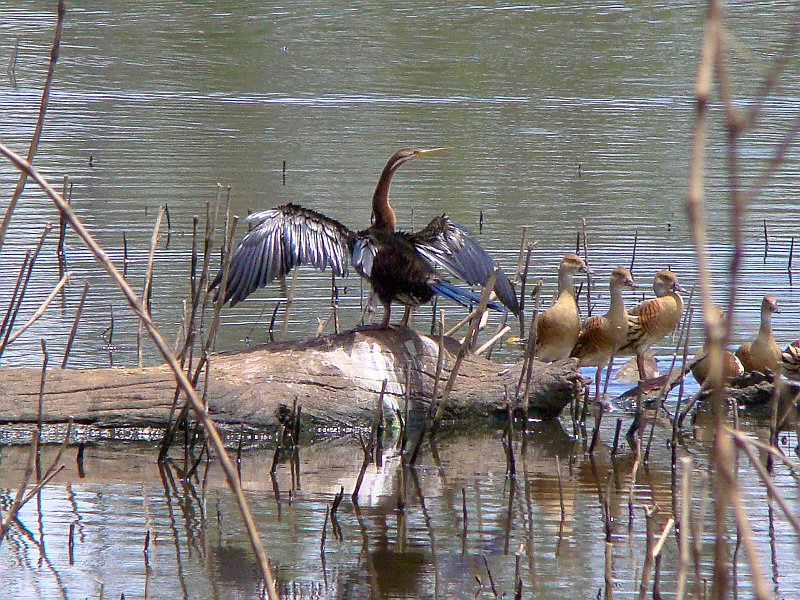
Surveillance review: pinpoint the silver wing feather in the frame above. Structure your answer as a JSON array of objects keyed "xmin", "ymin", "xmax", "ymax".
[
  {"xmin": 412, "ymin": 215, "xmax": 520, "ymax": 315},
  {"xmin": 213, "ymin": 203, "xmax": 355, "ymax": 306}
]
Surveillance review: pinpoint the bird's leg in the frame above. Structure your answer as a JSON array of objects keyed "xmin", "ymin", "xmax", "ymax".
[
  {"xmin": 594, "ymin": 367, "xmax": 603, "ymax": 405},
  {"xmin": 400, "ymin": 306, "xmax": 412, "ymax": 328},
  {"xmin": 636, "ymin": 353, "xmax": 647, "ymax": 384},
  {"xmin": 379, "ymin": 302, "xmax": 392, "ymax": 330},
  {"xmin": 352, "ymin": 302, "xmax": 392, "ymax": 332}
]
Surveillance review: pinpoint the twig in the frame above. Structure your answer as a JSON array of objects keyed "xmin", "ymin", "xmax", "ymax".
[
  {"xmin": 139, "ymin": 206, "xmax": 167, "ymax": 367},
  {"xmin": 0, "ymin": 272, "xmax": 70, "ymax": 352},
  {"xmin": 62, "ymin": 280, "xmax": 89, "ymax": 368}
]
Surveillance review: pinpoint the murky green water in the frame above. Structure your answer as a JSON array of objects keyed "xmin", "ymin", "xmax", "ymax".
[{"xmin": 1, "ymin": 1, "xmax": 799, "ymax": 598}]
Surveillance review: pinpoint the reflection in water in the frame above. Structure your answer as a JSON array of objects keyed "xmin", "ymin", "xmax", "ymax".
[{"xmin": 0, "ymin": 415, "xmax": 798, "ymax": 599}]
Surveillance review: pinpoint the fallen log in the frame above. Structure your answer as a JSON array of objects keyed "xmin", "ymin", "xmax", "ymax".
[{"xmin": 0, "ymin": 328, "xmax": 583, "ymax": 430}]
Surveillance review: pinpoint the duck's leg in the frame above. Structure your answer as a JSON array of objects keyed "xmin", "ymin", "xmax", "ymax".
[
  {"xmin": 636, "ymin": 352, "xmax": 647, "ymax": 383},
  {"xmin": 594, "ymin": 367, "xmax": 603, "ymax": 404}
]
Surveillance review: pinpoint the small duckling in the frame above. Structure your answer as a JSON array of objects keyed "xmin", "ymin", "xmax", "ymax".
[
  {"xmin": 735, "ymin": 295, "xmax": 781, "ymax": 374},
  {"xmin": 690, "ymin": 307, "xmax": 744, "ymax": 386},
  {"xmin": 619, "ymin": 269, "xmax": 686, "ymax": 382},
  {"xmin": 535, "ymin": 253, "xmax": 591, "ymax": 362},
  {"xmin": 570, "ymin": 268, "xmax": 636, "ymax": 403}
]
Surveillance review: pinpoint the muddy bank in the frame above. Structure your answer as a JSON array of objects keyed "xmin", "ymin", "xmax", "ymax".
[{"xmin": 0, "ymin": 328, "xmax": 582, "ymax": 430}]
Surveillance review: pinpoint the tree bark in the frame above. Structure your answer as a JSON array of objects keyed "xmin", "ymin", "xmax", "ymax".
[{"xmin": 0, "ymin": 328, "xmax": 583, "ymax": 430}]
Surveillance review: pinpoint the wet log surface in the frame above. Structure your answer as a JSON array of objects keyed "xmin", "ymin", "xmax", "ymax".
[{"xmin": 0, "ymin": 328, "xmax": 583, "ymax": 430}]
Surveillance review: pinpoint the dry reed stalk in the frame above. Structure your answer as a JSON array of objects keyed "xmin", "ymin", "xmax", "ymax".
[
  {"xmin": 431, "ymin": 309, "xmax": 445, "ymax": 403},
  {"xmin": 400, "ymin": 364, "xmax": 411, "ymax": 453},
  {"xmin": 0, "ymin": 0, "xmax": 64, "ymax": 254},
  {"xmin": 408, "ymin": 309, "xmax": 445, "ymax": 466},
  {"xmin": 512, "ymin": 226, "xmax": 529, "ymax": 284},
  {"xmin": 651, "ymin": 516, "xmax": 675, "ymax": 598},
  {"xmin": 160, "ymin": 199, "xmax": 233, "ymax": 458},
  {"xmin": 518, "ymin": 243, "xmax": 533, "ymax": 319},
  {"xmin": 675, "ymin": 456, "xmax": 692, "ymax": 600},
  {"xmin": 503, "ymin": 395, "xmax": 516, "ymax": 478},
  {"xmin": 581, "ymin": 218, "xmax": 592, "ymax": 316},
  {"xmin": 0, "ymin": 144, "xmax": 279, "ymax": 600},
  {"xmin": 61, "ymin": 280, "xmax": 89, "ymax": 368},
  {"xmin": 56, "ymin": 174, "xmax": 69, "ymax": 286},
  {"xmin": 461, "ymin": 487, "xmax": 468, "ymax": 547},
  {"xmin": 555, "ymin": 456, "xmax": 566, "ymax": 525},
  {"xmin": 0, "ymin": 250, "xmax": 31, "ymax": 340},
  {"xmin": 734, "ymin": 432, "xmax": 800, "ymax": 536},
  {"xmin": 0, "ymin": 271, "xmax": 70, "ymax": 352},
  {"xmin": 0, "ymin": 225, "xmax": 52, "ymax": 360},
  {"xmin": 637, "ymin": 505, "xmax": 658, "ymax": 600},
  {"xmin": 6, "ymin": 36, "xmax": 19, "ymax": 83},
  {"xmin": 444, "ymin": 307, "xmax": 480, "ymax": 337},
  {"xmin": 519, "ymin": 281, "xmax": 541, "ymax": 416},
  {"xmin": 430, "ymin": 268, "xmax": 497, "ymax": 436},
  {"xmin": 279, "ymin": 265, "xmax": 301, "ymax": 342},
  {"xmin": 352, "ymin": 380, "xmax": 387, "ymax": 502},
  {"xmin": 691, "ymin": 472, "xmax": 710, "ymax": 600},
  {"xmin": 672, "ymin": 305, "xmax": 695, "ymax": 440},
  {"xmin": 727, "ymin": 428, "xmax": 800, "ymax": 472},
  {"xmin": 138, "ymin": 206, "xmax": 166, "ymax": 367},
  {"xmin": 685, "ymin": 3, "xmax": 735, "ymax": 597},
  {"xmin": 474, "ymin": 324, "xmax": 510, "ymax": 355},
  {"xmin": 611, "ymin": 418, "xmax": 623, "ymax": 456}
]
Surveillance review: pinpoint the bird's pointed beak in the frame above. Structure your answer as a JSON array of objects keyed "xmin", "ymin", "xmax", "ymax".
[
  {"xmin": 627, "ymin": 279, "xmax": 637, "ymax": 289},
  {"xmin": 416, "ymin": 147, "xmax": 450, "ymax": 158},
  {"xmin": 581, "ymin": 265, "xmax": 594, "ymax": 276},
  {"xmin": 673, "ymin": 282, "xmax": 687, "ymax": 293}
]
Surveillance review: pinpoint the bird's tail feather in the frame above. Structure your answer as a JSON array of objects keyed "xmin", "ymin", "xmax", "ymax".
[{"xmin": 431, "ymin": 281, "xmax": 504, "ymax": 312}]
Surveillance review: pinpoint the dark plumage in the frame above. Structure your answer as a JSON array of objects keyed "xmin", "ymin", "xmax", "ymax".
[{"xmin": 211, "ymin": 147, "xmax": 519, "ymax": 329}]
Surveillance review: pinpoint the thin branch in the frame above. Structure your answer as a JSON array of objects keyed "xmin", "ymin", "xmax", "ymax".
[{"xmin": 0, "ymin": 271, "xmax": 71, "ymax": 351}]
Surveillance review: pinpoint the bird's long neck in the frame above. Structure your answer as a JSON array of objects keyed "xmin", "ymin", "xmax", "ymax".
[
  {"xmin": 557, "ymin": 269, "xmax": 575, "ymax": 299},
  {"xmin": 608, "ymin": 283, "xmax": 627, "ymax": 319},
  {"xmin": 759, "ymin": 307, "xmax": 774, "ymax": 339},
  {"xmin": 371, "ymin": 163, "xmax": 398, "ymax": 233}
]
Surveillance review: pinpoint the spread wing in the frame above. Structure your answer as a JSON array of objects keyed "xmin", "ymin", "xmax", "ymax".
[
  {"xmin": 412, "ymin": 215, "xmax": 520, "ymax": 315},
  {"xmin": 211, "ymin": 203, "xmax": 356, "ymax": 306}
]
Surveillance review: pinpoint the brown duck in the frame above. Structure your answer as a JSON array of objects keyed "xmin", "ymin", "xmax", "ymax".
[
  {"xmin": 570, "ymin": 268, "xmax": 636, "ymax": 403},
  {"xmin": 535, "ymin": 253, "xmax": 591, "ymax": 362},
  {"xmin": 735, "ymin": 295, "xmax": 781, "ymax": 374}
]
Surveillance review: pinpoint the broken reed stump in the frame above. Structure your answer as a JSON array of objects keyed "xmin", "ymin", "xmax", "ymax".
[{"xmin": 0, "ymin": 327, "xmax": 582, "ymax": 430}]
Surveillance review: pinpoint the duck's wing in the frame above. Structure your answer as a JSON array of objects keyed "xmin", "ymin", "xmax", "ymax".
[
  {"xmin": 411, "ymin": 215, "xmax": 520, "ymax": 315},
  {"xmin": 211, "ymin": 203, "xmax": 356, "ymax": 306}
]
